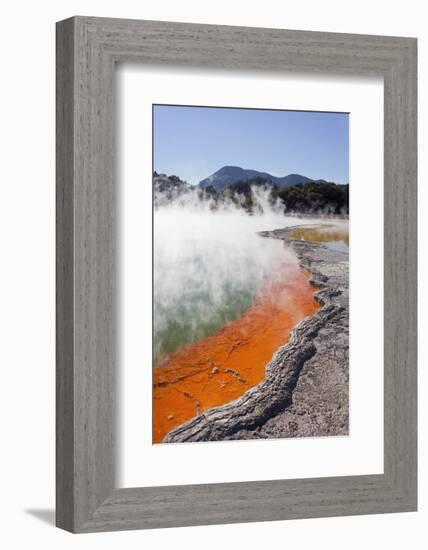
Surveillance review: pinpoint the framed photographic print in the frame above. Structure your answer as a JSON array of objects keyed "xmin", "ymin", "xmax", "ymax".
[{"xmin": 56, "ymin": 17, "xmax": 417, "ymax": 532}]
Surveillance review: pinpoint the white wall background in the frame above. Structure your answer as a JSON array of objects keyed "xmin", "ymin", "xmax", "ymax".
[{"xmin": 0, "ymin": 1, "xmax": 424, "ymax": 548}]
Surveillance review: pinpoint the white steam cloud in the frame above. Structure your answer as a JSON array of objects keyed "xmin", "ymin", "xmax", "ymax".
[{"xmin": 153, "ymin": 188, "xmax": 326, "ymax": 363}]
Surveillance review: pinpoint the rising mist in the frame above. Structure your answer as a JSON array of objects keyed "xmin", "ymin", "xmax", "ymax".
[{"xmin": 153, "ymin": 187, "xmax": 326, "ymax": 363}]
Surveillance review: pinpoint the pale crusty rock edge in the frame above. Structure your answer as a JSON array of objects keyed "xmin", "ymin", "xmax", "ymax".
[{"xmin": 163, "ymin": 227, "xmax": 349, "ymax": 443}]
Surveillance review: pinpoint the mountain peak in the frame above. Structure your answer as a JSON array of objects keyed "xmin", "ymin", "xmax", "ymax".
[
  {"xmin": 218, "ymin": 165, "xmax": 241, "ymax": 171},
  {"xmin": 199, "ymin": 166, "xmax": 313, "ymax": 190}
]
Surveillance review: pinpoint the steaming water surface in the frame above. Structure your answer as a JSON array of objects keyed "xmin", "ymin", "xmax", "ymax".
[{"xmin": 154, "ymin": 202, "xmax": 321, "ymax": 365}]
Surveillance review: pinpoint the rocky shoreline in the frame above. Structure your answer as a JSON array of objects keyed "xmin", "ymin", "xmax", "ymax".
[{"xmin": 164, "ymin": 226, "xmax": 349, "ymax": 443}]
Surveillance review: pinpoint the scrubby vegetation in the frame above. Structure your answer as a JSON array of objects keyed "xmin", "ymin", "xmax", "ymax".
[
  {"xmin": 153, "ymin": 172, "xmax": 349, "ymax": 215},
  {"xmin": 277, "ymin": 181, "xmax": 349, "ymax": 215}
]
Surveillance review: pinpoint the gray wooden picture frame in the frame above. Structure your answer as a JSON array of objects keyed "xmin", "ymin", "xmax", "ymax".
[{"xmin": 56, "ymin": 16, "xmax": 417, "ymax": 533}]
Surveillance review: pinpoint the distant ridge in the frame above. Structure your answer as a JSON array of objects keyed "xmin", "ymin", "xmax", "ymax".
[{"xmin": 199, "ymin": 166, "xmax": 319, "ymax": 191}]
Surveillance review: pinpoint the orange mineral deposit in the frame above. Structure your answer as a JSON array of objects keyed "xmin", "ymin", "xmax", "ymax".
[{"xmin": 153, "ymin": 265, "xmax": 320, "ymax": 443}]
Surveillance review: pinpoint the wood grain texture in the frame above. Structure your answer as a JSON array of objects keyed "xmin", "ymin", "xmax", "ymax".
[
  {"xmin": 56, "ymin": 16, "xmax": 417, "ymax": 532},
  {"xmin": 56, "ymin": 18, "xmax": 75, "ymax": 532}
]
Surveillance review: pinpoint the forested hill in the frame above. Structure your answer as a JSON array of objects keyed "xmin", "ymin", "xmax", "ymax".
[
  {"xmin": 276, "ymin": 181, "xmax": 349, "ymax": 215},
  {"xmin": 153, "ymin": 172, "xmax": 349, "ymax": 215}
]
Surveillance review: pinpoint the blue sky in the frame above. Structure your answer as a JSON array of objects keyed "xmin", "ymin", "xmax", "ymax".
[{"xmin": 153, "ymin": 105, "xmax": 349, "ymax": 185}]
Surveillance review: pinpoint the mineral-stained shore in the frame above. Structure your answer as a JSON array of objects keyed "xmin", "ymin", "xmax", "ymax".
[
  {"xmin": 164, "ymin": 227, "xmax": 349, "ymax": 443},
  {"xmin": 153, "ymin": 266, "xmax": 318, "ymax": 443}
]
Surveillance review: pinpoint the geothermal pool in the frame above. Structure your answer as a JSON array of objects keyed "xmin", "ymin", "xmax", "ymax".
[
  {"xmin": 153, "ymin": 205, "xmax": 303, "ymax": 364},
  {"xmin": 153, "ymin": 205, "xmax": 348, "ymax": 443}
]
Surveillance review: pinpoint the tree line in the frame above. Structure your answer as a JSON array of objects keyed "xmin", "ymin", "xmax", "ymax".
[{"xmin": 153, "ymin": 172, "xmax": 349, "ymax": 215}]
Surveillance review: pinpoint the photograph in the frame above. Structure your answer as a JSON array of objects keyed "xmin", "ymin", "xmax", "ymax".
[{"xmin": 152, "ymin": 104, "xmax": 349, "ymax": 444}]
